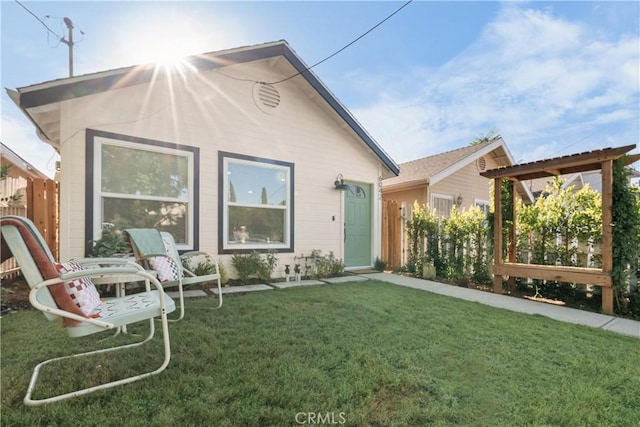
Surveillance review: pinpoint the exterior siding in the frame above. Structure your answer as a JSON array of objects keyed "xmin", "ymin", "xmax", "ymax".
[
  {"xmin": 382, "ymin": 154, "xmax": 502, "ymax": 215},
  {"xmin": 430, "ymin": 158, "xmax": 499, "ymax": 212},
  {"xmin": 381, "ymin": 186, "xmax": 426, "ymax": 216},
  {"xmin": 58, "ymin": 58, "xmax": 384, "ymax": 276}
]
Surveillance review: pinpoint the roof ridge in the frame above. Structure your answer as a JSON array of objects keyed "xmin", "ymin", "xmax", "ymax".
[{"xmin": 399, "ymin": 137, "xmax": 498, "ymax": 166}]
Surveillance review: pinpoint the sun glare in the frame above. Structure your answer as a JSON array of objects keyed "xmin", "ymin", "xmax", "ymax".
[
  {"xmin": 112, "ymin": 7, "xmax": 249, "ymax": 72},
  {"xmin": 121, "ymin": 14, "xmax": 215, "ymax": 70},
  {"xmin": 147, "ymin": 40, "xmax": 193, "ymax": 69}
]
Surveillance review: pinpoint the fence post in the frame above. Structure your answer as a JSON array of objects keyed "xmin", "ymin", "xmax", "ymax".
[{"xmin": 45, "ymin": 179, "xmax": 59, "ymax": 261}]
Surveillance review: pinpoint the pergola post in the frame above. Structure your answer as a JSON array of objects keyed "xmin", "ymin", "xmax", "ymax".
[
  {"xmin": 493, "ymin": 177, "xmax": 503, "ymax": 294},
  {"xmin": 508, "ymin": 180, "xmax": 517, "ymax": 294},
  {"xmin": 601, "ymin": 160, "xmax": 614, "ymax": 314}
]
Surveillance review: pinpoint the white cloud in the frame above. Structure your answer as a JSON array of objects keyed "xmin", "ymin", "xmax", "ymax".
[{"xmin": 351, "ymin": 3, "xmax": 639, "ymax": 165}]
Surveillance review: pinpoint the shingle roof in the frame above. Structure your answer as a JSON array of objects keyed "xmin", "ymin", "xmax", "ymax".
[{"xmin": 383, "ymin": 138, "xmax": 499, "ymax": 187}]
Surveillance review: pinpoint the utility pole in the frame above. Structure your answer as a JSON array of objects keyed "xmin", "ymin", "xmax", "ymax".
[{"xmin": 61, "ymin": 17, "xmax": 74, "ymax": 77}]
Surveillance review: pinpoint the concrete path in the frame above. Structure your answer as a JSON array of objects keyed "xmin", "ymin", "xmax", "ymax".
[{"xmin": 362, "ymin": 272, "xmax": 639, "ymax": 339}]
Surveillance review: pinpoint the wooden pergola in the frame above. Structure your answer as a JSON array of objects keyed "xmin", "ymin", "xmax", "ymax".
[{"xmin": 480, "ymin": 144, "xmax": 637, "ymax": 314}]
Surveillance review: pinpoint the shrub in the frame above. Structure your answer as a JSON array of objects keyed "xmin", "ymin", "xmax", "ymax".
[
  {"xmin": 91, "ymin": 225, "xmax": 128, "ymax": 257},
  {"xmin": 308, "ymin": 250, "xmax": 344, "ymax": 279},
  {"xmin": 182, "ymin": 256, "xmax": 228, "ymax": 285},
  {"xmin": 231, "ymin": 252, "xmax": 262, "ymax": 282},
  {"xmin": 231, "ymin": 251, "xmax": 278, "ymax": 283},
  {"xmin": 374, "ymin": 257, "xmax": 386, "ymax": 272},
  {"xmin": 257, "ymin": 250, "xmax": 278, "ymax": 282}
]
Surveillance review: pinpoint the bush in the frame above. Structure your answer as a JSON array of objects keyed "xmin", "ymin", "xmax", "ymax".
[
  {"xmin": 182, "ymin": 256, "xmax": 228, "ymax": 285},
  {"xmin": 231, "ymin": 252, "xmax": 262, "ymax": 282},
  {"xmin": 91, "ymin": 226, "xmax": 128, "ymax": 257},
  {"xmin": 257, "ymin": 251, "xmax": 278, "ymax": 282},
  {"xmin": 306, "ymin": 250, "xmax": 344, "ymax": 279},
  {"xmin": 374, "ymin": 257, "xmax": 387, "ymax": 272},
  {"xmin": 231, "ymin": 251, "xmax": 278, "ymax": 283}
]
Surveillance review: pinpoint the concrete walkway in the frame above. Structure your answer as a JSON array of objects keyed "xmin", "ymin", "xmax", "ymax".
[
  {"xmin": 191, "ymin": 272, "xmax": 638, "ymax": 339},
  {"xmin": 362, "ymin": 272, "xmax": 640, "ymax": 339}
]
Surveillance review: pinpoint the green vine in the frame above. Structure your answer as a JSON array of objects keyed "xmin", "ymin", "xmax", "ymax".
[{"xmin": 611, "ymin": 157, "xmax": 640, "ymax": 314}]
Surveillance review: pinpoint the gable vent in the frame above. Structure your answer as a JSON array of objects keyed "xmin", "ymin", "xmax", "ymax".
[
  {"xmin": 253, "ymin": 83, "xmax": 280, "ymax": 113},
  {"xmin": 477, "ymin": 156, "xmax": 487, "ymax": 172}
]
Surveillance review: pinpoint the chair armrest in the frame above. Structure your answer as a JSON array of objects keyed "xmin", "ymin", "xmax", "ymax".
[
  {"xmin": 179, "ymin": 252, "xmax": 220, "ymax": 278},
  {"xmin": 31, "ymin": 269, "xmax": 168, "ymax": 330},
  {"xmin": 74, "ymin": 258, "xmax": 140, "ymax": 270}
]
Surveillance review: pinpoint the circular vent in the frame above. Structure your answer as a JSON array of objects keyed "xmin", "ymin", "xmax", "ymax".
[
  {"xmin": 477, "ymin": 156, "xmax": 487, "ymax": 171},
  {"xmin": 253, "ymin": 83, "xmax": 280, "ymax": 114}
]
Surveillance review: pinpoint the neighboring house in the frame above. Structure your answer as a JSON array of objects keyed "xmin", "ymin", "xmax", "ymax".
[
  {"xmin": 8, "ymin": 40, "xmax": 399, "ymax": 274},
  {"xmin": 527, "ymin": 168, "xmax": 640, "ymax": 198},
  {"xmin": 380, "ymin": 136, "xmax": 533, "ymax": 269},
  {"xmin": 382, "ymin": 136, "xmax": 534, "ymax": 218}
]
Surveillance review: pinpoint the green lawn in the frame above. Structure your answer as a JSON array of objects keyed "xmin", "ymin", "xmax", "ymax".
[{"xmin": 1, "ymin": 281, "xmax": 638, "ymax": 426}]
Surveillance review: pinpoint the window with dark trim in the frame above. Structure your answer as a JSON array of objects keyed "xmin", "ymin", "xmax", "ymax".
[
  {"xmin": 85, "ymin": 129, "xmax": 199, "ymax": 255},
  {"xmin": 218, "ymin": 151, "xmax": 294, "ymax": 253}
]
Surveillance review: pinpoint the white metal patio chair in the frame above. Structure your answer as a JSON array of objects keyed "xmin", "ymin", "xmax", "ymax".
[
  {"xmin": 0, "ymin": 215, "xmax": 176, "ymax": 406},
  {"xmin": 124, "ymin": 228, "xmax": 222, "ymax": 322}
]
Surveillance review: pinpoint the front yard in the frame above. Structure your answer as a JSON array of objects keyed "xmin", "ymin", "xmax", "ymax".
[{"xmin": 1, "ymin": 281, "xmax": 638, "ymax": 426}]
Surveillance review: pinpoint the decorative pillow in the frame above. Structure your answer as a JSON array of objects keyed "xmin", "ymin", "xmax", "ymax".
[
  {"xmin": 55, "ymin": 260, "xmax": 102, "ymax": 316},
  {"xmin": 148, "ymin": 256, "xmax": 180, "ymax": 282}
]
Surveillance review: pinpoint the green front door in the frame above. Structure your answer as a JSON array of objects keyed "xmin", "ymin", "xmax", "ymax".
[{"xmin": 344, "ymin": 182, "xmax": 372, "ymax": 268}]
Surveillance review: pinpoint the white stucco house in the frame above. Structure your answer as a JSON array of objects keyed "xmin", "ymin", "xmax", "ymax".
[{"xmin": 8, "ymin": 40, "xmax": 399, "ymax": 275}]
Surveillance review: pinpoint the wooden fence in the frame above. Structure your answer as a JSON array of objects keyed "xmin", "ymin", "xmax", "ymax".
[
  {"xmin": 1, "ymin": 177, "xmax": 58, "ymax": 280},
  {"xmin": 381, "ymin": 200, "xmax": 403, "ymax": 270}
]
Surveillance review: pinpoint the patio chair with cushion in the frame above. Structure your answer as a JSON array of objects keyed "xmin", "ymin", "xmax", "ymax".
[
  {"xmin": 124, "ymin": 228, "xmax": 222, "ymax": 321},
  {"xmin": 0, "ymin": 216, "xmax": 176, "ymax": 406}
]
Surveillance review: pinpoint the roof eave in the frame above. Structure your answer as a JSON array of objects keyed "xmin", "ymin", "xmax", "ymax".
[
  {"xmin": 12, "ymin": 40, "xmax": 400, "ymax": 176},
  {"xmin": 429, "ymin": 137, "xmax": 507, "ymax": 186}
]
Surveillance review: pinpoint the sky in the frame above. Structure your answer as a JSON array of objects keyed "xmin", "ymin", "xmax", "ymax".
[{"xmin": 1, "ymin": 1, "xmax": 639, "ymax": 179}]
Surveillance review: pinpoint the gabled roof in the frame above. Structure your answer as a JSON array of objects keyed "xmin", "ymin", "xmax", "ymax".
[
  {"xmin": 7, "ymin": 40, "xmax": 399, "ymax": 175},
  {"xmin": 383, "ymin": 136, "xmax": 534, "ymax": 203},
  {"xmin": 0, "ymin": 143, "xmax": 49, "ymax": 180},
  {"xmin": 383, "ymin": 137, "xmax": 505, "ymax": 187}
]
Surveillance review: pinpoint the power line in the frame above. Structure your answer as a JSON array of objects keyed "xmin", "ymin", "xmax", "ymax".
[
  {"xmin": 269, "ymin": 0, "xmax": 413, "ymax": 85},
  {"xmin": 216, "ymin": 0, "xmax": 413, "ymax": 86},
  {"xmin": 14, "ymin": 0, "xmax": 61, "ymax": 40}
]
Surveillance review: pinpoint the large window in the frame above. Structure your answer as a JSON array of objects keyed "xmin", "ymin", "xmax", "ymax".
[
  {"xmin": 86, "ymin": 130, "xmax": 198, "ymax": 254},
  {"xmin": 219, "ymin": 152, "xmax": 294, "ymax": 253}
]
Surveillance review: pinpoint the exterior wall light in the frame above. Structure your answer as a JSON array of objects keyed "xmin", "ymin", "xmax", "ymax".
[{"xmin": 334, "ymin": 173, "xmax": 348, "ymax": 190}]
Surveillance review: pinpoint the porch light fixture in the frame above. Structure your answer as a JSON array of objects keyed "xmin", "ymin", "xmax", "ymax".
[
  {"xmin": 334, "ymin": 174, "xmax": 348, "ymax": 190},
  {"xmin": 456, "ymin": 194, "xmax": 463, "ymax": 207}
]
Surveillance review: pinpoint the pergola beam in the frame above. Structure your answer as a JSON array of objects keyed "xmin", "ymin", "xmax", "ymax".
[{"xmin": 483, "ymin": 144, "xmax": 637, "ymax": 315}]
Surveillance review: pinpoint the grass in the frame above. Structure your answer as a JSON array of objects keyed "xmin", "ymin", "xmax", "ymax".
[{"xmin": 1, "ymin": 280, "xmax": 639, "ymax": 426}]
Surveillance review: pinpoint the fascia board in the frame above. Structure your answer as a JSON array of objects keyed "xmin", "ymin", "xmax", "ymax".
[{"xmin": 429, "ymin": 139, "xmax": 504, "ymax": 186}]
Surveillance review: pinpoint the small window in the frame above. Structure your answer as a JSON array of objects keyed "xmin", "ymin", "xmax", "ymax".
[
  {"xmin": 474, "ymin": 199, "xmax": 491, "ymax": 217},
  {"xmin": 430, "ymin": 193, "xmax": 454, "ymax": 218},
  {"xmin": 219, "ymin": 152, "xmax": 294, "ymax": 253},
  {"xmin": 346, "ymin": 185, "xmax": 366, "ymax": 198}
]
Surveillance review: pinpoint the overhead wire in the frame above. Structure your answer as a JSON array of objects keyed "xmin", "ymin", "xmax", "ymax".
[
  {"xmin": 14, "ymin": 0, "xmax": 62, "ymax": 40},
  {"xmin": 215, "ymin": 0, "xmax": 413, "ymax": 86}
]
